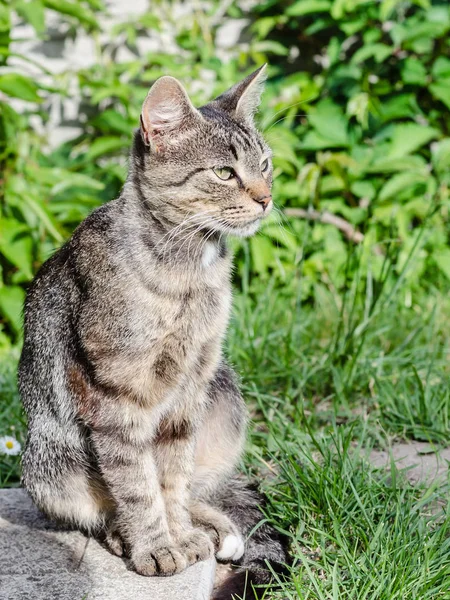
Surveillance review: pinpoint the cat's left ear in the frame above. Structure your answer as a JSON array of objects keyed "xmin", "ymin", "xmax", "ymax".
[
  {"xmin": 140, "ymin": 76, "xmax": 202, "ymax": 151},
  {"xmin": 211, "ymin": 64, "xmax": 267, "ymax": 125}
]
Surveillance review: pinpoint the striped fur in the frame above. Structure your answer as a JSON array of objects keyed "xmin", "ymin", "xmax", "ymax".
[{"xmin": 19, "ymin": 66, "xmax": 287, "ymax": 593}]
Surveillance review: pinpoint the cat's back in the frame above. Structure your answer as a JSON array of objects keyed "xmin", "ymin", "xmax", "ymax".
[
  {"xmin": 25, "ymin": 201, "xmax": 111, "ymax": 297},
  {"xmin": 22, "ymin": 200, "xmax": 122, "ymax": 350}
]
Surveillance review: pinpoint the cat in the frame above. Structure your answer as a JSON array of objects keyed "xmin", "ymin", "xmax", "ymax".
[{"xmin": 18, "ymin": 65, "xmax": 288, "ymax": 599}]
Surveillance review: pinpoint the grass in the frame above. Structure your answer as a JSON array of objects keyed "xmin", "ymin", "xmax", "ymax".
[
  {"xmin": 223, "ymin": 243, "xmax": 450, "ymax": 598},
  {"xmin": 260, "ymin": 429, "xmax": 450, "ymax": 599},
  {"xmin": 1, "ymin": 230, "xmax": 449, "ymax": 598}
]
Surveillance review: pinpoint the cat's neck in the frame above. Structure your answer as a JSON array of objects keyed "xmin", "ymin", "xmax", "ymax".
[{"xmin": 119, "ymin": 182, "xmax": 231, "ymax": 284}]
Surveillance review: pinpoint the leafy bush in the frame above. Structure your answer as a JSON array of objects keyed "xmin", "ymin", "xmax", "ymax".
[
  {"xmin": 0, "ymin": 0, "xmax": 449, "ymax": 349},
  {"xmin": 249, "ymin": 0, "xmax": 450, "ymax": 291}
]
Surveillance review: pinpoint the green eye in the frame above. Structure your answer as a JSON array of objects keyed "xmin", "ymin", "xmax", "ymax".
[
  {"xmin": 213, "ymin": 166, "xmax": 234, "ymax": 181},
  {"xmin": 261, "ymin": 158, "xmax": 270, "ymax": 173}
]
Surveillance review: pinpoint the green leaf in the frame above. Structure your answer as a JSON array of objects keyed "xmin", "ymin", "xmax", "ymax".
[
  {"xmin": 253, "ymin": 40, "xmax": 289, "ymax": 56},
  {"xmin": 351, "ymin": 181, "xmax": 376, "ymax": 200},
  {"xmin": 0, "ymin": 219, "xmax": 33, "ymax": 279},
  {"xmin": 378, "ymin": 94, "xmax": 418, "ymax": 123},
  {"xmin": 432, "ymin": 57, "xmax": 450, "ymax": 80},
  {"xmin": 250, "ymin": 16, "xmax": 280, "ymax": 38},
  {"xmin": 430, "ymin": 82, "xmax": 450, "ymax": 110},
  {"xmin": 138, "ymin": 13, "xmax": 161, "ymax": 30},
  {"xmin": 320, "ymin": 175, "xmax": 345, "ymax": 194},
  {"xmin": 16, "ymin": 0, "xmax": 46, "ymax": 34},
  {"xmin": 92, "ymin": 110, "xmax": 132, "ymax": 135},
  {"xmin": 0, "ymin": 4, "xmax": 10, "ymax": 33},
  {"xmin": 387, "ymin": 124, "xmax": 439, "ymax": 158},
  {"xmin": 397, "ymin": 16, "xmax": 448, "ymax": 51},
  {"xmin": 286, "ymin": 0, "xmax": 331, "ymax": 16},
  {"xmin": 351, "ymin": 43, "xmax": 393, "ymax": 64},
  {"xmin": 379, "ymin": 0, "xmax": 403, "ymax": 21},
  {"xmin": 0, "ymin": 74, "xmax": 41, "ymax": 102},
  {"xmin": 400, "ymin": 57, "xmax": 427, "ymax": 86},
  {"xmin": 250, "ymin": 237, "xmax": 275, "ymax": 275},
  {"xmin": 0, "ymin": 286, "xmax": 25, "ymax": 334},
  {"xmin": 347, "ymin": 93, "xmax": 370, "ymax": 127},
  {"xmin": 85, "ymin": 137, "xmax": 125, "ymax": 161},
  {"xmin": 0, "ymin": 102, "xmax": 21, "ymax": 149},
  {"xmin": 340, "ymin": 16, "xmax": 367, "ymax": 36},
  {"xmin": 378, "ymin": 172, "xmax": 427, "ymax": 202},
  {"xmin": 369, "ymin": 155, "xmax": 427, "ymax": 174},
  {"xmin": 331, "ymin": 0, "xmax": 347, "ymax": 19},
  {"xmin": 269, "ymin": 129, "xmax": 301, "ymax": 168},
  {"xmin": 24, "ymin": 196, "xmax": 64, "ymax": 242},
  {"xmin": 307, "ymin": 99, "xmax": 349, "ymax": 147},
  {"xmin": 380, "ymin": 0, "xmax": 430, "ymax": 20},
  {"xmin": 50, "ymin": 172, "xmax": 105, "ymax": 196},
  {"xmin": 434, "ymin": 249, "xmax": 450, "ymax": 280},
  {"xmin": 43, "ymin": 0, "xmax": 99, "ymax": 28},
  {"xmin": 431, "ymin": 138, "xmax": 450, "ymax": 174}
]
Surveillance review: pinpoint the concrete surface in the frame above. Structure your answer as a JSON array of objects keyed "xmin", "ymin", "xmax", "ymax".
[
  {"xmin": 0, "ymin": 488, "xmax": 215, "ymax": 600},
  {"xmin": 369, "ymin": 441, "xmax": 450, "ymax": 484}
]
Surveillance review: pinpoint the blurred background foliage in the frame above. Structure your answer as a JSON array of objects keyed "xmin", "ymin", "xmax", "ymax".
[{"xmin": 0, "ymin": 0, "xmax": 449, "ymax": 349}]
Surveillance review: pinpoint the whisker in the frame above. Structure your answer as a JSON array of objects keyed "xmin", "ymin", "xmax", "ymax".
[
  {"xmin": 265, "ymin": 112, "xmax": 308, "ymax": 134},
  {"xmin": 156, "ymin": 210, "xmax": 219, "ymax": 260},
  {"xmin": 261, "ymin": 97, "xmax": 313, "ymax": 131},
  {"xmin": 154, "ymin": 211, "xmax": 212, "ymax": 250},
  {"xmin": 171, "ymin": 214, "xmax": 222, "ymax": 263}
]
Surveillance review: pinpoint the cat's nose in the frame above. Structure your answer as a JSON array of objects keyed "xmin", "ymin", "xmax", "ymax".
[
  {"xmin": 247, "ymin": 181, "xmax": 272, "ymax": 211},
  {"xmin": 253, "ymin": 194, "xmax": 272, "ymax": 211}
]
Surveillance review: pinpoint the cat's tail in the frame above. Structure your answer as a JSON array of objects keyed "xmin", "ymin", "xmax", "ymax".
[{"xmin": 211, "ymin": 476, "xmax": 290, "ymax": 600}]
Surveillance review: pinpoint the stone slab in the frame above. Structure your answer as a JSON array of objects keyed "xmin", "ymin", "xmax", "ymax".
[
  {"xmin": 0, "ymin": 489, "xmax": 215, "ymax": 600},
  {"xmin": 369, "ymin": 442, "xmax": 450, "ymax": 484}
]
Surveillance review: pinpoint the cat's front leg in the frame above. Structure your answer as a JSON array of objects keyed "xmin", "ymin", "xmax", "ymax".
[
  {"xmin": 154, "ymin": 414, "xmax": 214, "ymax": 566},
  {"xmin": 90, "ymin": 427, "xmax": 187, "ymax": 576}
]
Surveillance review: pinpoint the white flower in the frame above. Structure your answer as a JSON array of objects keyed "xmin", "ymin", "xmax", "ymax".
[{"xmin": 0, "ymin": 436, "xmax": 21, "ymax": 456}]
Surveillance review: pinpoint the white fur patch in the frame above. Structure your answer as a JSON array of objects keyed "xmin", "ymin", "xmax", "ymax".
[
  {"xmin": 233, "ymin": 539, "xmax": 245, "ymax": 561},
  {"xmin": 216, "ymin": 534, "xmax": 245, "ymax": 561},
  {"xmin": 202, "ymin": 241, "xmax": 217, "ymax": 267}
]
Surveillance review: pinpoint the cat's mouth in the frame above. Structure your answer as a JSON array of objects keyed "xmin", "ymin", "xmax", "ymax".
[
  {"xmin": 195, "ymin": 207, "xmax": 270, "ymax": 238},
  {"xmin": 219, "ymin": 215, "xmax": 264, "ymax": 238}
]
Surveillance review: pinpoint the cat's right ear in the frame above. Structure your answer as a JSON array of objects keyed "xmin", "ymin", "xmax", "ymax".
[{"xmin": 140, "ymin": 77, "xmax": 201, "ymax": 152}]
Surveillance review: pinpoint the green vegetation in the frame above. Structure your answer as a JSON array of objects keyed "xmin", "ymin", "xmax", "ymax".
[{"xmin": 1, "ymin": 0, "xmax": 449, "ymax": 598}]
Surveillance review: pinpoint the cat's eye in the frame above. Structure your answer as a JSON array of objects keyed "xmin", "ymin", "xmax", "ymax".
[
  {"xmin": 213, "ymin": 166, "xmax": 234, "ymax": 181},
  {"xmin": 261, "ymin": 158, "xmax": 270, "ymax": 173}
]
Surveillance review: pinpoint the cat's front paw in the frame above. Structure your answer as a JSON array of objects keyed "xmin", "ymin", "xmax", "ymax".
[
  {"xmin": 105, "ymin": 527, "xmax": 126, "ymax": 557},
  {"xmin": 133, "ymin": 545, "xmax": 187, "ymax": 577},
  {"xmin": 179, "ymin": 528, "xmax": 214, "ymax": 566}
]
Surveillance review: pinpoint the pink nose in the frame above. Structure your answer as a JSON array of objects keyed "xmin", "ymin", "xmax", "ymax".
[{"xmin": 253, "ymin": 195, "xmax": 272, "ymax": 210}]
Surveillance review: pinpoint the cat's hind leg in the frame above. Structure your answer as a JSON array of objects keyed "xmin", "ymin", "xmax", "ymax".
[
  {"xmin": 193, "ymin": 365, "xmax": 289, "ymax": 599},
  {"xmin": 22, "ymin": 415, "xmax": 113, "ymax": 534},
  {"xmin": 191, "ymin": 362, "xmax": 247, "ymax": 560},
  {"xmin": 190, "ymin": 501, "xmax": 245, "ymax": 562}
]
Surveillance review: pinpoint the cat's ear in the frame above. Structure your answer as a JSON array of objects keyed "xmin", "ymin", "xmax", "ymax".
[
  {"xmin": 140, "ymin": 76, "xmax": 201, "ymax": 150},
  {"xmin": 211, "ymin": 64, "xmax": 267, "ymax": 125}
]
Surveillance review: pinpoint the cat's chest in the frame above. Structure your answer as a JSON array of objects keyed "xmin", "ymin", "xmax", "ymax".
[
  {"xmin": 128, "ymin": 279, "xmax": 231, "ymax": 350},
  {"xmin": 82, "ymin": 262, "xmax": 232, "ymax": 402}
]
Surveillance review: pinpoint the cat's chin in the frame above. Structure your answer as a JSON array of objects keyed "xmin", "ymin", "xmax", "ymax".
[{"xmin": 220, "ymin": 220, "xmax": 262, "ymax": 238}]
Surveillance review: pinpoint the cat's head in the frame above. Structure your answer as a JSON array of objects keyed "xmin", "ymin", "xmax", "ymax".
[{"xmin": 134, "ymin": 66, "xmax": 272, "ymax": 238}]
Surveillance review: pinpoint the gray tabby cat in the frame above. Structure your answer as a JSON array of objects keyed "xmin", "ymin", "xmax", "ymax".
[{"xmin": 19, "ymin": 65, "xmax": 287, "ymax": 599}]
